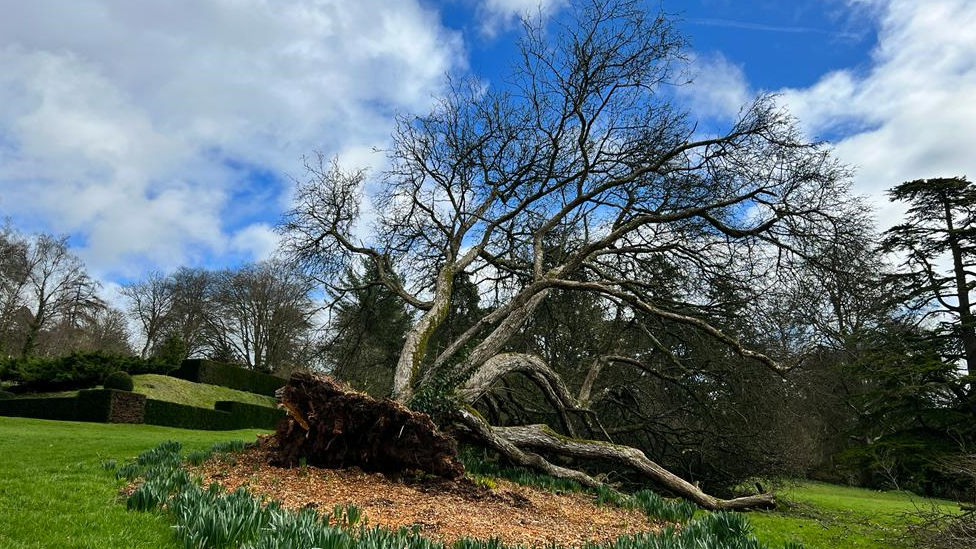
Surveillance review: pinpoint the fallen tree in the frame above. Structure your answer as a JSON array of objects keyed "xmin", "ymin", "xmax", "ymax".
[
  {"xmin": 281, "ymin": 0, "xmax": 865, "ymax": 511},
  {"xmin": 273, "ymin": 372, "xmax": 463, "ymax": 479}
]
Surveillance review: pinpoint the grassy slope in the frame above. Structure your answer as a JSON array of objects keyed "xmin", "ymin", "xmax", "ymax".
[
  {"xmin": 25, "ymin": 374, "xmax": 277, "ymax": 408},
  {"xmin": 131, "ymin": 373, "xmax": 277, "ymax": 408},
  {"xmin": 0, "ymin": 416, "xmax": 267, "ymax": 549},
  {"xmin": 750, "ymin": 481, "xmax": 959, "ymax": 549}
]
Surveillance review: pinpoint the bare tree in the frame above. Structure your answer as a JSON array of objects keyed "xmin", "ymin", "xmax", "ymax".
[
  {"xmin": 206, "ymin": 261, "xmax": 317, "ymax": 373},
  {"xmin": 120, "ymin": 271, "xmax": 174, "ymax": 359},
  {"xmin": 163, "ymin": 267, "xmax": 214, "ymax": 359},
  {"xmin": 0, "ymin": 225, "xmax": 29, "ymax": 357},
  {"xmin": 281, "ymin": 0, "xmax": 862, "ymax": 510},
  {"xmin": 17, "ymin": 234, "xmax": 102, "ymax": 357},
  {"xmin": 40, "ymin": 306, "xmax": 133, "ymax": 356}
]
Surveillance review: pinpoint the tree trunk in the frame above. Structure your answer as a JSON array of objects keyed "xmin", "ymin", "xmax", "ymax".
[
  {"xmin": 945, "ymin": 197, "xmax": 976, "ymax": 378},
  {"xmin": 454, "ymin": 408, "xmax": 604, "ymax": 488},
  {"xmin": 454, "ymin": 350, "xmax": 774, "ymax": 510},
  {"xmin": 393, "ymin": 265, "xmax": 455, "ymax": 402}
]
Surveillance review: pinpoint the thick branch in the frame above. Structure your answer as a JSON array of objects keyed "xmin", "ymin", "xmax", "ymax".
[
  {"xmin": 455, "ymin": 408, "xmax": 602, "ymax": 488},
  {"xmin": 496, "ymin": 424, "xmax": 776, "ymax": 511}
]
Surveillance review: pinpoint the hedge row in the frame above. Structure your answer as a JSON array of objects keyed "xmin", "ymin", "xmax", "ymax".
[
  {"xmin": 0, "ymin": 395, "xmax": 79, "ymax": 421},
  {"xmin": 171, "ymin": 359, "xmax": 286, "ymax": 396},
  {"xmin": 77, "ymin": 389, "xmax": 146, "ymax": 423},
  {"xmin": 143, "ymin": 399, "xmax": 283, "ymax": 431},
  {"xmin": 0, "ymin": 389, "xmax": 146, "ymax": 423},
  {"xmin": 0, "ymin": 391, "xmax": 282, "ymax": 430},
  {"xmin": 215, "ymin": 400, "xmax": 286, "ymax": 429}
]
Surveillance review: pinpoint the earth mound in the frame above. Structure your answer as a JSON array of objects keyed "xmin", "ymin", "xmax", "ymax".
[{"xmin": 191, "ymin": 445, "xmax": 662, "ymax": 547}]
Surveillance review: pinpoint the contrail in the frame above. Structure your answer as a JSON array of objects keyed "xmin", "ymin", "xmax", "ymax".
[{"xmin": 688, "ymin": 17, "xmax": 864, "ymax": 40}]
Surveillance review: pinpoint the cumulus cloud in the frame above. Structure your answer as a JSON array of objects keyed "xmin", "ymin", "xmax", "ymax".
[
  {"xmin": 778, "ymin": 0, "xmax": 976, "ymax": 224},
  {"xmin": 0, "ymin": 0, "xmax": 463, "ymax": 278},
  {"xmin": 676, "ymin": 53, "xmax": 752, "ymax": 123},
  {"xmin": 477, "ymin": 0, "xmax": 567, "ymax": 35},
  {"xmin": 679, "ymin": 0, "xmax": 976, "ymax": 227},
  {"xmin": 230, "ymin": 223, "xmax": 281, "ymax": 263}
]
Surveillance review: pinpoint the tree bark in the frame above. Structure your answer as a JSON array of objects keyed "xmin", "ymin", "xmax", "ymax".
[
  {"xmin": 454, "ymin": 408, "xmax": 604, "ymax": 488},
  {"xmin": 393, "ymin": 265, "xmax": 455, "ymax": 402},
  {"xmin": 494, "ymin": 423, "xmax": 776, "ymax": 511}
]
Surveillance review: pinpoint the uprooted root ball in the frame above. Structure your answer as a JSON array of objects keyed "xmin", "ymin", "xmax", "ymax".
[{"xmin": 273, "ymin": 372, "xmax": 464, "ymax": 479}]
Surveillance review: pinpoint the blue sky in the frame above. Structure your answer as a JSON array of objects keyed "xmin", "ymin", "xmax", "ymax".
[
  {"xmin": 1, "ymin": 0, "xmax": 974, "ymax": 297},
  {"xmin": 455, "ymin": 0, "xmax": 877, "ymax": 91}
]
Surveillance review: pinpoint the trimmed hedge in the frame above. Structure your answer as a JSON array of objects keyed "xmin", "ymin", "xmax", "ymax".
[
  {"xmin": 0, "ymin": 386, "xmax": 278, "ymax": 430},
  {"xmin": 144, "ymin": 399, "xmax": 282, "ymax": 430},
  {"xmin": 77, "ymin": 389, "xmax": 146, "ymax": 423},
  {"xmin": 104, "ymin": 370, "xmax": 134, "ymax": 391},
  {"xmin": 171, "ymin": 360, "xmax": 285, "ymax": 396},
  {"xmin": 214, "ymin": 400, "xmax": 284, "ymax": 429},
  {"xmin": 0, "ymin": 389, "xmax": 147, "ymax": 423},
  {"xmin": 0, "ymin": 396, "xmax": 79, "ymax": 421},
  {"xmin": 144, "ymin": 399, "xmax": 235, "ymax": 430}
]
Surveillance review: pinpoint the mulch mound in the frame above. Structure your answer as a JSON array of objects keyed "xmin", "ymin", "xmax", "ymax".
[{"xmin": 190, "ymin": 445, "xmax": 662, "ymax": 547}]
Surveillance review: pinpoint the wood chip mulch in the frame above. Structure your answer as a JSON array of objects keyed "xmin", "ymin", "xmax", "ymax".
[{"xmin": 189, "ymin": 446, "xmax": 664, "ymax": 547}]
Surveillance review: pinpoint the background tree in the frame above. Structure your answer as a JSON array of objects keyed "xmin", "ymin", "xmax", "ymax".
[
  {"xmin": 205, "ymin": 260, "xmax": 317, "ymax": 373},
  {"xmin": 811, "ymin": 175, "xmax": 976, "ymax": 498},
  {"xmin": 323, "ymin": 258, "xmax": 412, "ymax": 395},
  {"xmin": 1, "ymin": 226, "xmax": 132, "ymax": 359},
  {"xmin": 162, "ymin": 267, "xmax": 214, "ymax": 360},
  {"xmin": 883, "ymin": 176, "xmax": 976, "ymax": 383},
  {"xmin": 281, "ymin": 0, "xmax": 867, "ymax": 509},
  {"xmin": 120, "ymin": 271, "xmax": 174, "ymax": 359},
  {"xmin": 0, "ymin": 225, "xmax": 28, "ymax": 357},
  {"xmin": 16, "ymin": 234, "xmax": 102, "ymax": 357},
  {"xmin": 40, "ymin": 306, "xmax": 134, "ymax": 356}
]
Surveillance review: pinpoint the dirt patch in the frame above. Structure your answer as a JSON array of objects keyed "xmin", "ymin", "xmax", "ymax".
[{"xmin": 190, "ymin": 446, "xmax": 663, "ymax": 547}]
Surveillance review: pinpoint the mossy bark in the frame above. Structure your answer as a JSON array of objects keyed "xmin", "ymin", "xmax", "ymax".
[{"xmin": 393, "ymin": 265, "xmax": 455, "ymax": 403}]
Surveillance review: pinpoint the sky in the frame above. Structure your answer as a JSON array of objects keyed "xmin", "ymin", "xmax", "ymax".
[{"xmin": 0, "ymin": 0, "xmax": 974, "ymax": 295}]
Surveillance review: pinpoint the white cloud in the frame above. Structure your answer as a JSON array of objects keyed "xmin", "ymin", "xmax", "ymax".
[
  {"xmin": 231, "ymin": 223, "xmax": 281, "ymax": 262},
  {"xmin": 677, "ymin": 0, "xmax": 976, "ymax": 227},
  {"xmin": 677, "ymin": 53, "xmax": 752, "ymax": 123},
  {"xmin": 778, "ymin": 0, "xmax": 976, "ymax": 225},
  {"xmin": 478, "ymin": 0, "xmax": 567, "ymax": 35},
  {"xmin": 0, "ymin": 0, "xmax": 464, "ymax": 279}
]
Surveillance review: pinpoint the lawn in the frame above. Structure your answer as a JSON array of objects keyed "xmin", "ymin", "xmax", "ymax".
[
  {"xmin": 0, "ymin": 415, "xmax": 960, "ymax": 549},
  {"xmin": 750, "ymin": 481, "xmax": 960, "ymax": 549},
  {"xmin": 0, "ymin": 416, "xmax": 267, "ymax": 549}
]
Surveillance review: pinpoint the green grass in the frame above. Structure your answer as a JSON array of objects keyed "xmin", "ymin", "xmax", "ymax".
[
  {"xmin": 750, "ymin": 481, "xmax": 960, "ymax": 549},
  {"xmin": 24, "ymin": 373, "xmax": 278, "ymax": 409},
  {"xmin": 131, "ymin": 374, "xmax": 277, "ymax": 408},
  {"xmin": 0, "ymin": 416, "xmax": 267, "ymax": 549},
  {"xmin": 1, "ymin": 415, "xmax": 956, "ymax": 549}
]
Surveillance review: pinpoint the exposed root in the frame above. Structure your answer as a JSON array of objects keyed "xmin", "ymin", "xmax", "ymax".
[{"xmin": 274, "ymin": 372, "xmax": 463, "ymax": 478}]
